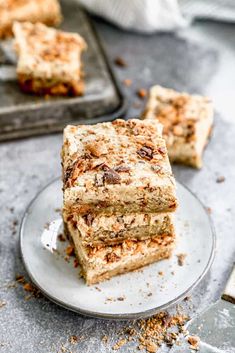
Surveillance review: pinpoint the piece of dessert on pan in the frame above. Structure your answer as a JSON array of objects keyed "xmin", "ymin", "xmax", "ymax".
[
  {"xmin": 0, "ymin": 0, "xmax": 62, "ymax": 39},
  {"xmin": 13, "ymin": 21, "xmax": 87, "ymax": 96},
  {"xmin": 142, "ymin": 85, "xmax": 214, "ymax": 168}
]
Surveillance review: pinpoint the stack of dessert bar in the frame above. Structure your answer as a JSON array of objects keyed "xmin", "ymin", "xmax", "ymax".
[
  {"xmin": 62, "ymin": 119, "xmax": 178, "ymax": 285},
  {"xmin": 142, "ymin": 85, "xmax": 214, "ymax": 168}
]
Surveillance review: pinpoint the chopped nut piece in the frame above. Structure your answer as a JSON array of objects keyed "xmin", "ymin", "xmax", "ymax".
[
  {"xmin": 137, "ymin": 88, "xmax": 147, "ymax": 99},
  {"xmin": 114, "ymin": 56, "xmax": 127, "ymax": 67},
  {"xmin": 83, "ymin": 214, "xmax": 94, "ymax": 227},
  {"xmin": 137, "ymin": 146, "xmax": 154, "ymax": 160},
  {"xmin": 112, "ymin": 338, "xmax": 127, "ymax": 350},
  {"xmin": 117, "ymin": 296, "xmax": 125, "ymax": 301},
  {"xmin": 102, "ymin": 335, "xmax": 109, "ymax": 344},
  {"xmin": 73, "ymin": 259, "xmax": 79, "ymax": 268},
  {"xmin": 114, "ymin": 165, "xmax": 131, "ymax": 173},
  {"xmin": 58, "ymin": 233, "xmax": 66, "ymax": 242},
  {"xmin": 123, "ymin": 79, "xmax": 132, "ymax": 87},
  {"xmin": 103, "ymin": 169, "xmax": 121, "ymax": 185},
  {"xmin": 188, "ymin": 335, "xmax": 200, "ymax": 350},
  {"xmin": 23, "ymin": 283, "xmax": 35, "ymax": 292},
  {"xmin": 146, "ymin": 341, "xmax": 158, "ymax": 353},
  {"xmin": 69, "ymin": 335, "xmax": 78, "ymax": 345},
  {"xmin": 216, "ymin": 176, "xmax": 225, "ymax": 183},
  {"xmin": 85, "ymin": 141, "xmax": 108, "ymax": 157},
  {"xmin": 105, "ymin": 252, "xmax": 121, "ymax": 263},
  {"xmin": 16, "ymin": 275, "xmax": 25, "ymax": 283},
  {"xmin": 66, "ymin": 245, "xmax": 75, "ymax": 257},
  {"xmin": 177, "ymin": 253, "xmax": 187, "ymax": 266},
  {"xmin": 0, "ymin": 300, "xmax": 6, "ymax": 308}
]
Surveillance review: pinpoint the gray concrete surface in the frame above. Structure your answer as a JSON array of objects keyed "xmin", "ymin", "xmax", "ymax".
[{"xmin": 0, "ymin": 17, "xmax": 235, "ymax": 353}]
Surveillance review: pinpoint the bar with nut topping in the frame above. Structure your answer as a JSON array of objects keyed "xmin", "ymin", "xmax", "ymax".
[
  {"xmin": 62, "ymin": 119, "xmax": 178, "ymax": 218},
  {"xmin": 13, "ymin": 21, "xmax": 87, "ymax": 96},
  {"xmin": 0, "ymin": 0, "xmax": 62, "ymax": 39},
  {"xmin": 142, "ymin": 85, "xmax": 214, "ymax": 168}
]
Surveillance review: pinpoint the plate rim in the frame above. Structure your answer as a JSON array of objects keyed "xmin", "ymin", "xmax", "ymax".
[{"xmin": 20, "ymin": 177, "xmax": 216, "ymax": 320}]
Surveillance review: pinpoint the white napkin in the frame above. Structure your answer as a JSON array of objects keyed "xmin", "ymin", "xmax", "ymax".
[
  {"xmin": 78, "ymin": 0, "xmax": 187, "ymax": 32},
  {"xmin": 78, "ymin": 0, "xmax": 235, "ymax": 32}
]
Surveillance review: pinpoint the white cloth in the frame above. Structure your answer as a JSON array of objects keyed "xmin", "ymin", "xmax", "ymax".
[
  {"xmin": 78, "ymin": 0, "xmax": 187, "ymax": 32},
  {"xmin": 77, "ymin": 0, "xmax": 235, "ymax": 33}
]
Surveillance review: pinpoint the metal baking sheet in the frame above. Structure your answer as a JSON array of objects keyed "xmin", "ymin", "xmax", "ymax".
[{"xmin": 0, "ymin": 0, "xmax": 127, "ymax": 141}]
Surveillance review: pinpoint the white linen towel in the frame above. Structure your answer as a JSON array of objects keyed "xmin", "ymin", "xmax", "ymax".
[{"xmin": 77, "ymin": 0, "xmax": 235, "ymax": 32}]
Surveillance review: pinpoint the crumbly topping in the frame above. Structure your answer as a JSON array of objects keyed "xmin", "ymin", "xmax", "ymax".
[
  {"xmin": 144, "ymin": 85, "xmax": 213, "ymax": 145},
  {"xmin": 13, "ymin": 21, "xmax": 86, "ymax": 81},
  {"xmin": 62, "ymin": 119, "xmax": 172, "ymax": 191}
]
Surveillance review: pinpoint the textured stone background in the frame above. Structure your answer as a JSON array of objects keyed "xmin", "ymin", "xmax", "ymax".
[{"xmin": 0, "ymin": 15, "xmax": 235, "ymax": 353}]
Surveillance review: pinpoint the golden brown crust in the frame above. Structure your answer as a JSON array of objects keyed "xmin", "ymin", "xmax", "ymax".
[{"xmin": 18, "ymin": 74, "xmax": 85, "ymax": 96}]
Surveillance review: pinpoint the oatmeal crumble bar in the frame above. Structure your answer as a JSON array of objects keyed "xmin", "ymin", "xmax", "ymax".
[
  {"xmin": 62, "ymin": 119, "xmax": 178, "ymax": 216},
  {"xmin": 142, "ymin": 85, "xmax": 214, "ymax": 168},
  {"xmin": 0, "ymin": 0, "xmax": 62, "ymax": 39},
  {"xmin": 65, "ymin": 220, "xmax": 175, "ymax": 285},
  {"xmin": 13, "ymin": 21, "xmax": 87, "ymax": 96},
  {"xmin": 63, "ymin": 211, "xmax": 175, "ymax": 246}
]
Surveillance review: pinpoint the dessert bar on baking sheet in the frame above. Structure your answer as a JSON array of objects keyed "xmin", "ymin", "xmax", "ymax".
[
  {"xmin": 13, "ymin": 22, "xmax": 87, "ymax": 96},
  {"xmin": 0, "ymin": 0, "xmax": 62, "ymax": 39},
  {"xmin": 0, "ymin": 0, "xmax": 126, "ymax": 140}
]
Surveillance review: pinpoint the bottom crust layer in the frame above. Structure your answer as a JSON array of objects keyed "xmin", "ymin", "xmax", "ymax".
[{"xmin": 18, "ymin": 75, "xmax": 84, "ymax": 96}]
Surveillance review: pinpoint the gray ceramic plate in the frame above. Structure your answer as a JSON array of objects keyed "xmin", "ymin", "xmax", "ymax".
[{"xmin": 20, "ymin": 178, "xmax": 215, "ymax": 320}]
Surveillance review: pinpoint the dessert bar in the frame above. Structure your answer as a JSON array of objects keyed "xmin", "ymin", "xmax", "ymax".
[
  {"xmin": 62, "ymin": 119, "xmax": 178, "ymax": 216},
  {"xmin": 143, "ymin": 85, "xmax": 213, "ymax": 168},
  {"xmin": 13, "ymin": 22, "xmax": 87, "ymax": 96},
  {"xmin": 0, "ymin": 0, "xmax": 62, "ymax": 39}
]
